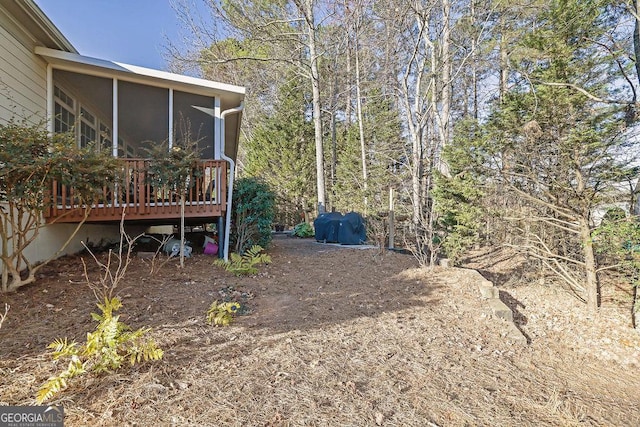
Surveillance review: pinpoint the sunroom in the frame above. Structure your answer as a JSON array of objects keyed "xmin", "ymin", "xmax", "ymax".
[{"xmin": 35, "ymin": 47, "xmax": 245, "ymax": 232}]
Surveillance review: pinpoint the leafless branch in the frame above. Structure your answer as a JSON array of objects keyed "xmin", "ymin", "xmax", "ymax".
[
  {"xmin": 538, "ymin": 82, "xmax": 629, "ymax": 105},
  {"xmin": 0, "ymin": 303, "xmax": 8, "ymax": 330}
]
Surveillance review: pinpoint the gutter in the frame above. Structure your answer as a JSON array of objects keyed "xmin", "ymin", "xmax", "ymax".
[{"xmin": 219, "ymin": 103, "xmax": 244, "ymax": 261}]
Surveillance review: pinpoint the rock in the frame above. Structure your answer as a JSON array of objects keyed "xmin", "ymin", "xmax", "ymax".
[
  {"xmin": 478, "ymin": 283, "xmax": 499, "ymax": 299},
  {"xmin": 375, "ymin": 412, "xmax": 384, "ymax": 425},
  {"xmin": 487, "ymin": 298, "xmax": 513, "ymax": 322}
]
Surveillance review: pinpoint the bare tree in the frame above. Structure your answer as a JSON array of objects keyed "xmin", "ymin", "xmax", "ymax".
[{"xmin": 169, "ymin": 0, "xmax": 328, "ymax": 213}]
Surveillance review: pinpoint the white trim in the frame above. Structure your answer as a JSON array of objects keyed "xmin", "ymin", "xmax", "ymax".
[
  {"xmin": 112, "ymin": 78, "xmax": 118, "ymax": 157},
  {"xmin": 46, "ymin": 63, "xmax": 53, "ymax": 134},
  {"xmin": 214, "ymin": 97, "xmax": 221, "ymax": 159},
  {"xmin": 168, "ymin": 88, "xmax": 173, "ymax": 149},
  {"xmin": 35, "ymin": 46, "xmax": 245, "ymax": 97},
  {"xmin": 20, "ymin": 0, "xmax": 77, "ymax": 52},
  {"xmin": 219, "ymin": 103, "xmax": 244, "ymax": 261}
]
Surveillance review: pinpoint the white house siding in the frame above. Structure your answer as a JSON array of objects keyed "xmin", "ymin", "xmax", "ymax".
[
  {"xmin": 0, "ymin": 4, "xmax": 47, "ymax": 122},
  {"xmin": 21, "ymin": 223, "xmax": 121, "ymax": 266},
  {"xmin": 0, "ymin": 4, "xmax": 121, "ymax": 270}
]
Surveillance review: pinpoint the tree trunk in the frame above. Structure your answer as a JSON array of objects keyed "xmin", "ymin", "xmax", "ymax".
[
  {"xmin": 303, "ymin": 0, "xmax": 326, "ymax": 214},
  {"xmin": 439, "ymin": 0, "xmax": 451, "ymax": 149},
  {"xmin": 354, "ymin": 31, "xmax": 368, "ymax": 213},
  {"xmin": 634, "ymin": 0, "xmax": 640, "ymax": 87},
  {"xmin": 579, "ymin": 217, "xmax": 599, "ymax": 312},
  {"xmin": 499, "ymin": 15, "xmax": 509, "ymax": 104},
  {"xmin": 470, "ymin": 0, "xmax": 479, "ymax": 119}
]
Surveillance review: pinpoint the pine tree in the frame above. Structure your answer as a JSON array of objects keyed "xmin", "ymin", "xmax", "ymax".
[
  {"xmin": 243, "ymin": 76, "xmax": 316, "ymax": 226},
  {"xmin": 479, "ymin": 0, "xmax": 637, "ymax": 311},
  {"xmin": 333, "ymin": 91, "xmax": 405, "ymax": 215}
]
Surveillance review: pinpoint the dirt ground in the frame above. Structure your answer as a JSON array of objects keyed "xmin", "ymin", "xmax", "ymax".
[{"xmin": 1, "ymin": 234, "xmax": 639, "ymax": 426}]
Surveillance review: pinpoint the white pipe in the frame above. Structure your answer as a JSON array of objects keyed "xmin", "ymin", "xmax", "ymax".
[{"xmin": 220, "ymin": 102, "xmax": 244, "ymax": 261}]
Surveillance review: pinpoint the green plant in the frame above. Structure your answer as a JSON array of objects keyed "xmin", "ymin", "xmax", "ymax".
[
  {"xmin": 214, "ymin": 244, "xmax": 271, "ymax": 276},
  {"xmin": 593, "ymin": 216, "xmax": 640, "ymax": 328},
  {"xmin": 37, "ymin": 296, "xmax": 163, "ymax": 403},
  {"xmin": 431, "ymin": 119, "xmax": 485, "ymax": 266},
  {"xmin": 232, "ymin": 177, "xmax": 276, "ymax": 253},
  {"xmin": 206, "ymin": 300, "xmax": 241, "ymax": 326},
  {"xmin": 243, "ymin": 74, "xmax": 317, "ymax": 226},
  {"xmin": 145, "ymin": 127, "xmax": 202, "ymax": 269},
  {"xmin": 292, "ymin": 222, "xmax": 314, "ymax": 238},
  {"xmin": 0, "ymin": 119, "xmax": 120, "ymax": 292}
]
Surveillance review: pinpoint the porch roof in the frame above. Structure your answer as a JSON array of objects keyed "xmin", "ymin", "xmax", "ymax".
[
  {"xmin": 35, "ymin": 46, "xmax": 245, "ymax": 102},
  {"xmin": 35, "ymin": 46, "xmax": 245, "ymax": 161}
]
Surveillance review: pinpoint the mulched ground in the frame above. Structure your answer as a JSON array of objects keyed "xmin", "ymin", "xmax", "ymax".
[{"xmin": 1, "ymin": 235, "xmax": 639, "ymax": 426}]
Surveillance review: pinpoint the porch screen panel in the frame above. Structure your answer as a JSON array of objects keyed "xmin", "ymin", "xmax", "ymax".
[
  {"xmin": 118, "ymin": 81, "xmax": 169, "ymax": 157},
  {"xmin": 52, "ymin": 70, "xmax": 113, "ymax": 148},
  {"xmin": 172, "ymin": 91, "xmax": 214, "ymax": 159}
]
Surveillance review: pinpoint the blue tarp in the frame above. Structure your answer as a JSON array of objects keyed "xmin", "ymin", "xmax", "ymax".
[{"xmin": 314, "ymin": 211, "xmax": 366, "ymax": 245}]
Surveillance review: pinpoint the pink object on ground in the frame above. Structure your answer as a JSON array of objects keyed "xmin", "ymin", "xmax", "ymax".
[{"xmin": 204, "ymin": 242, "xmax": 219, "ymax": 255}]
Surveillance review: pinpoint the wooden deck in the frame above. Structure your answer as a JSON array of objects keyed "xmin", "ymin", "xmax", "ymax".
[{"xmin": 44, "ymin": 159, "xmax": 227, "ymax": 224}]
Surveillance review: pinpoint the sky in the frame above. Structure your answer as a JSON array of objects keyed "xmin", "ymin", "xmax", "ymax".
[{"xmin": 33, "ymin": 0, "xmax": 193, "ymax": 70}]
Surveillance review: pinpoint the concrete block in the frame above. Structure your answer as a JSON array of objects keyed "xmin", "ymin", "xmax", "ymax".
[
  {"xmin": 487, "ymin": 298, "xmax": 513, "ymax": 322},
  {"xmin": 478, "ymin": 284, "xmax": 499, "ymax": 299},
  {"xmin": 147, "ymin": 225, "xmax": 173, "ymax": 234},
  {"xmin": 505, "ymin": 324, "xmax": 528, "ymax": 343}
]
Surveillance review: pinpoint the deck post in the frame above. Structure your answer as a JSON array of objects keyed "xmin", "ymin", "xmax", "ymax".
[
  {"xmin": 168, "ymin": 88, "xmax": 174, "ymax": 149},
  {"xmin": 214, "ymin": 97, "xmax": 221, "ymax": 159},
  {"xmin": 217, "ymin": 216, "xmax": 224, "ymax": 259}
]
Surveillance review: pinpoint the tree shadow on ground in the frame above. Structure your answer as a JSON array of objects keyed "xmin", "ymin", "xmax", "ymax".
[
  {"xmin": 0, "ymin": 236, "xmax": 441, "ymax": 358},
  {"xmin": 462, "ymin": 247, "xmax": 531, "ymax": 288},
  {"xmin": 498, "ymin": 289, "xmax": 532, "ymax": 344}
]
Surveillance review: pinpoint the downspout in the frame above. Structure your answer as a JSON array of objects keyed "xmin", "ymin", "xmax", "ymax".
[{"xmin": 219, "ymin": 103, "xmax": 244, "ymax": 261}]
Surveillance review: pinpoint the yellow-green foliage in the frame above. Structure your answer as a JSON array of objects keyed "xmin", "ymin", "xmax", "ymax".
[
  {"xmin": 214, "ymin": 245, "xmax": 271, "ymax": 276},
  {"xmin": 37, "ymin": 297, "xmax": 163, "ymax": 403},
  {"xmin": 206, "ymin": 301, "xmax": 241, "ymax": 326}
]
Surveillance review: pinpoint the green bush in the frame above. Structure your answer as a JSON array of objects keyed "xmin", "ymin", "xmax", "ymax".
[
  {"xmin": 232, "ymin": 177, "xmax": 276, "ymax": 253},
  {"xmin": 0, "ymin": 119, "xmax": 121, "ymax": 292},
  {"xmin": 292, "ymin": 222, "xmax": 314, "ymax": 238}
]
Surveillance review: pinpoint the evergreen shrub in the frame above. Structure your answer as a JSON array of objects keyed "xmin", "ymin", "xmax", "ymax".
[{"xmin": 232, "ymin": 177, "xmax": 275, "ymax": 253}]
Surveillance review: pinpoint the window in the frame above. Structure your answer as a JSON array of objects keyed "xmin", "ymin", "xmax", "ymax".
[
  {"xmin": 80, "ymin": 107, "xmax": 96, "ymax": 148},
  {"xmin": 54, "ymin": 85, "xmax": 120, "ymax": 153},
  {"xmin": 54, "ymin": 86, "xmax": 75, "ymax": 133},
  {"xmin": 117, "ymin": 137, "xmax": 135, "ymax": 158},
  {"xmin": 100, "ymin": 123, "xmax": 112, "ymax": 152}
]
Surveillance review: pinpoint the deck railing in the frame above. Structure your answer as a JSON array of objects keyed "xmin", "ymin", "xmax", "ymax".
[{"xmin": 45, "ymin": 159, "xmax": 228, "ymax": 223}]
